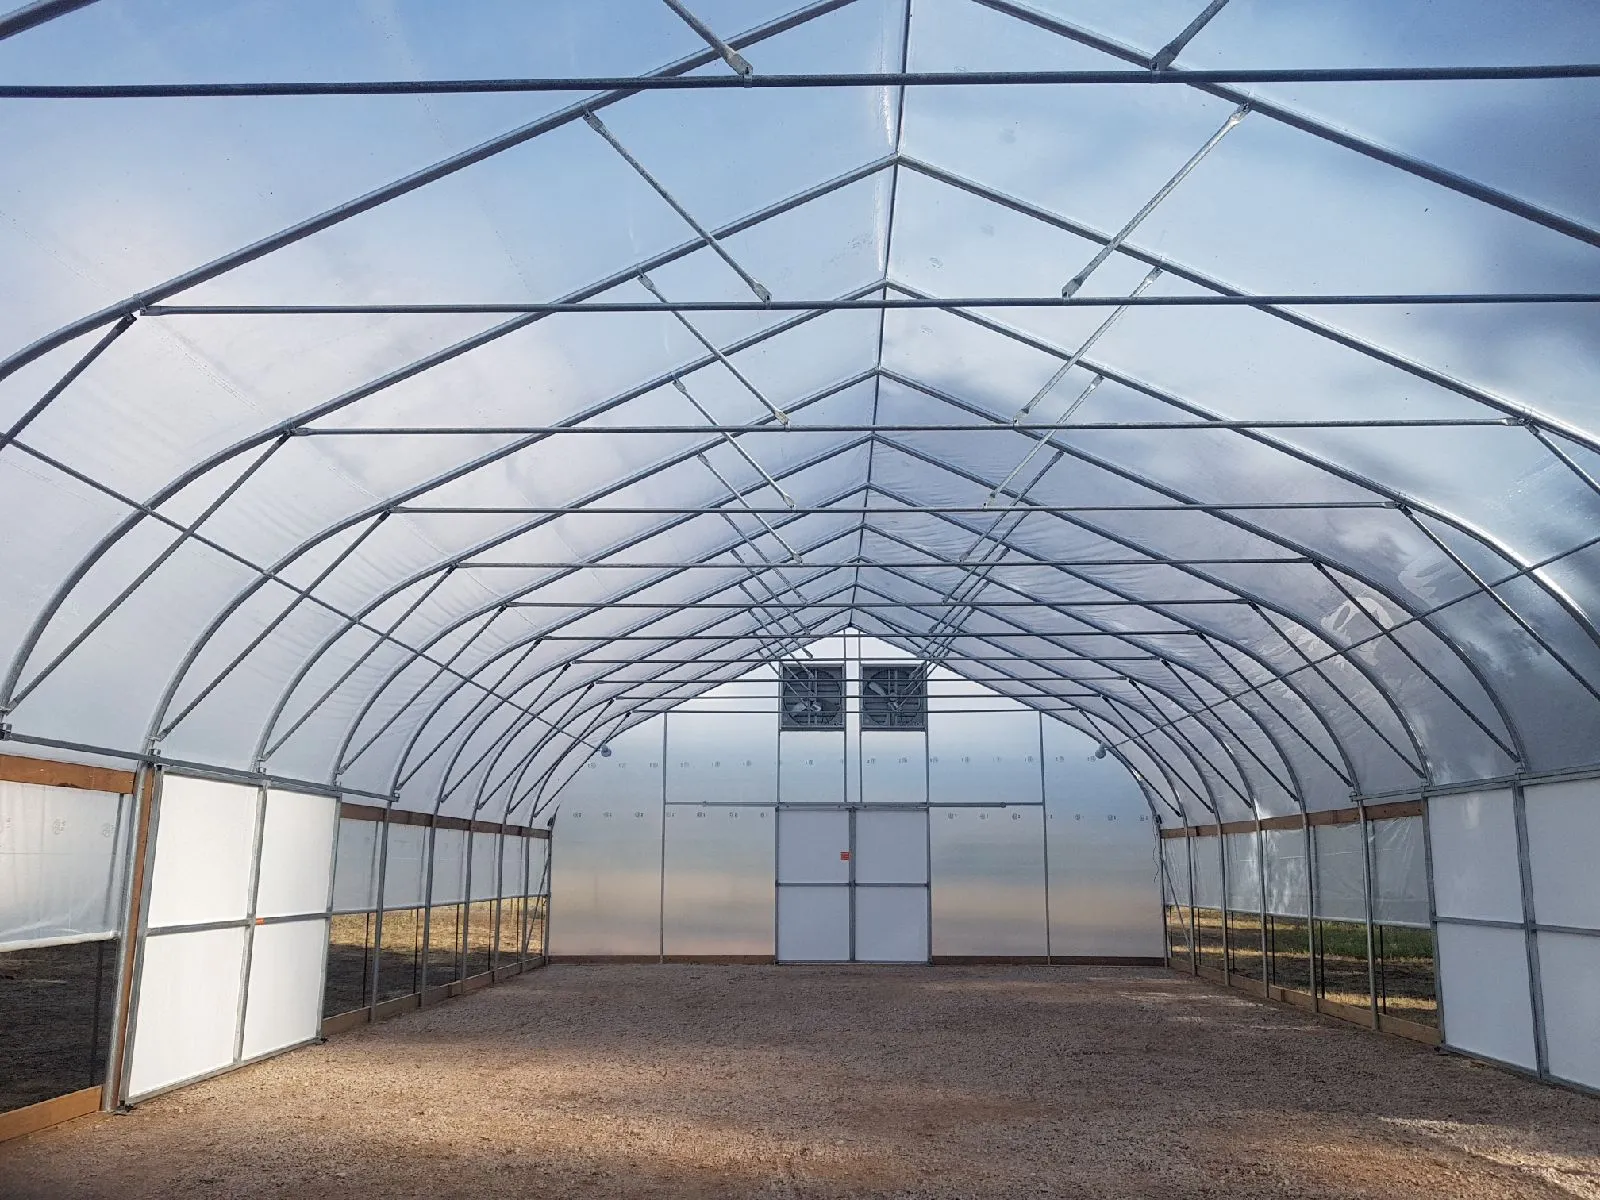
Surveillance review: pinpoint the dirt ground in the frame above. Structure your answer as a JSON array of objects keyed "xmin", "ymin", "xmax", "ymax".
[{"xmin": 3, "ymin": 964, "xmax": 1598, "ymax": 1199}]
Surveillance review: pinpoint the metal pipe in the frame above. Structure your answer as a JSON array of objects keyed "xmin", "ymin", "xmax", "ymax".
[
  {"xmin": 141, "ymin": 291, "xmax": 1600, "ymax": 314},
  {"xmin": 660, "ymin": 0, "xmax": 753, "ymax": 76},
  {"xmin": 6, "ymin": 62, "xmax": 1597, "ymax": 97}
]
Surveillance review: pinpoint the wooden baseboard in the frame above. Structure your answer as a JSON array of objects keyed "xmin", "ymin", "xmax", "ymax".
[
  {"xmin": 0, "ymin": 1087, "xmax": 101, "ymax": 1145},
  {"xmin": 547, "ymin": 955, "xmax": 662, "ymax": 964},
  {"xmin": 660, "ymin": 954, "xmax": 776, "ymax": 964},
  {"xmin": 933, "ymin": 956, "xmax": 1050, "ymax": 965},
  {"xmin": 1379, "ymin": 1012, "xmax": 1442, "ymax": 1045},
  {"xmin": 319, "ymin": 1008, "xmax": 370, "ymax": 1037},
  {"xmin": 371, "ymin": 993, "xmax": 421, "ymax": 1022}
]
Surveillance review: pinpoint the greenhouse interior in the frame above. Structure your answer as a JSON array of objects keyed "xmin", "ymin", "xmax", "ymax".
[{"xmin": 1, "ymin": 0, "xmax": 1598, "ymax": 1196}]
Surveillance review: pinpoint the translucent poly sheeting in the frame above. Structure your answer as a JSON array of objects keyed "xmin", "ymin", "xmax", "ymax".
[
  {"xmin": 467, "ymin": 829, "xmax": 498, "ymax": 902},
  {"xmin": 1191, "ymin": 834, "xmax": 1223, "ymax": 909},
  {"xmin": 1223, "ymin": 831, "xmax": 1260, "ymax": 913},
  {"xmin": 932, "ymin": 806, "xmax": 1047, "ymax": 957},
  {"xmin": 0, "ymin": 781, "xmax": 130, "ymax": 951},
  {"xmin": 331, "ymin": 816, "xmax": 380, "ymax": 914},
  {"xmin": 1161, "ymin": 837, "xmax": 1190, "ymax": 908},
  {"xmin": 381, "ymin": 822, "xmax": 430, "ymax": 910},
  {"xmin": 1369, "ymin": 816, "xmax": 1430, "ymax": 928},
  {"xmin": 1313, "ymin": 822, "xmax": 1366, "ymax": 923},
  {"xmin": 1263, "ymin": 828, "xmax": 1310, "ymax": 919},
  {"xmin": 430, "ymin": 827, "xmax": 468, "ymax": 905},
  {"xmin": 662, "ymin": 804, "xmax": 775, "ymax": 957}
]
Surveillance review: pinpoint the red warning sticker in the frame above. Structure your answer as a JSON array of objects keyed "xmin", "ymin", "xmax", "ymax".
[{"xmin": 839, "ymin": 850, "xmax": 851, "ymax": 860}]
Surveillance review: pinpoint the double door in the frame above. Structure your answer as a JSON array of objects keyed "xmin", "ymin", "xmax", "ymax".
[{"xmin": 775, "ymin": 806, "xmax": 929, "ymax": 962}]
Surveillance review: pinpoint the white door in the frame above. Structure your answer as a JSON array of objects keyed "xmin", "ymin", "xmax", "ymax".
[
  {"xmin": 853, "ymin": 809, "xmax": 929, "ymax": 962},
  {"xmin": 776, "ymin": 809, "xmax": 850, "ymax": 961},
  {"xmin": 776, "ymin": 807, "xmax": 929, "ymax": 963}
]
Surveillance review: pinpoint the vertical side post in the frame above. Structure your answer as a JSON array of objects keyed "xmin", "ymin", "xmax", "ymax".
[
  {"xmin": 1358, "ymin": 802, "xmax": 1379, "ymax": 1028},
  {"xmin": 1511, "ymin": 782, "xmax": 1550, "ymax": 1078},
  {"xmin": 366, "ymin": 806, "xmax": 392, "ymax": 1020},
  {"xmin": 103, "ymin": 765, "xmax": 158, "ymax": 1111},
  {"xmin": 231, "ymin": 787, "xmax": 270, "ymax": 1063}
]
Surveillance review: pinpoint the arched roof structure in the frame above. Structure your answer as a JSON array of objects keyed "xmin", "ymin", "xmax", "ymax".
[{"xmin": 2, "ymin": 0, "xmax": 1598, "ymax": 828}]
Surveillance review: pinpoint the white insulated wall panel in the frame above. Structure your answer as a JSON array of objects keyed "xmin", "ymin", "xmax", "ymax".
[
  {"xmin": 253, "ymin": 790, "xmax": 337, "ymax": 920},
  {"xmin": 127, "ymin": 925, "xmax": 247, "ymax": 1098},
  {"xmin": 662, "ymin": 805, "xmax": 774, "ymax": 957},
  {"xmin": 1428, "ymin": 790, "xmax": 1523, "ymax": 923},
  {"xmin": 667, "ymin": 712, "xmax": 777, "ymax": 806},
  {"xmin": 1536, "ymin": 931, "xmax": 1600, "ymax": 1090},
  {"xmin": 330, "ymin": 817, "xmax": 379, "ymax": 913},
  {"xmin": 145, "ymin": 776, "xmax": 258, "ymax": 929},
  {"xmin": 929, "ymin": 710, "xmax": 1042, "ymax": 806},
  {"xmin": 1044, "ymin": 719, "xmax": 1162, "ymax": 957},
  {"xmin": 549, "ymin": 719, "xmax": 664, "ymax": 956},
  {"xmin": 931, "ymin": 806, "xmax": 1046, "ymax": 957},
  {"xmin": 778, "ymin": 730, "xmax": 844, "ymax": 805},
  {"xmin": 240, "ymin": 917, "xmax": 328, "ymax": 1060},
  {"xmin": 1523, "ymin": 779, "xmax": 1600, "ymax": 931},
  {"xmin": 1436, "ymin": 920, "xmax": 1537, "ymax": 1071}
]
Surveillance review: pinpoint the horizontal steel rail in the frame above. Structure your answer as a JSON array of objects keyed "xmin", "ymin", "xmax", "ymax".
[{"xmin": 4, "ymin": 63, "xmax": 1597, "ymax": 98}]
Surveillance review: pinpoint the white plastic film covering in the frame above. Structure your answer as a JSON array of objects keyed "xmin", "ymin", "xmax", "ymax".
[
  {"xmin": 1161, "ymin": 837, "xmax": 1191, "ymax": 909},
  {"xmin": 929, "ymin": 710, "xmax": 1042, "ymax": 807},
  {"xmin": 1369, "ymin": 816, "xmax": 1429, "ymax": 928},
  {"xmin": 662, "ymin": 805, "xmax": 774, "ymax": 957},
  {"xmin": 1313, "ymin": 821, "xmax": 1367, "ymax": 923},
  {"xmin": 1262, "ymin": 828, "xmax": 1310, "ymax": 919},
  {"xmin": 430, "ymin": 827, "xmax": 468, "ymax": 905},
  {"xmin": 1191, "ymin": 835, "xmax": 1224, "ymax": 909},
  {"xmin": 1428, "ymin": 790, "xmax": 1523, "ymax": 923},
  {"xmin": 468, "ymin": 830, "xmax": 498, "ymax": 902},
  {"xmin": 145, "ymin": 776, "xmax": 258, "ymax": 929},
  {"xmin": 499, "ymin": 833, "xmax": 528, "ymax": 901},
  {"xmin": 127, "ymin": 925, "xmax": 247, "ymax": 1099},
  {"xmin": 1223, "ymin": 832, "xmax": 1260, "ymax": 913},
  {"xmin": 252, "ymin": 790, "xmax": 337, "ymax": 920},
  {"xmin": 240, "ymin": 917, "xmax": 328, "ymax": 1060},
  {"xmin": 1436, "ymin": 921, "xmax": 1538, "ymax": 1071},
  {"xmin": 1536, "ymin": 931, "xmax": 1600, "ymax": 1091},
  {"xmin": 0, "ymin": 781, "xmax": 130, "ymax": 950},
  {"xmin": 330, "ymin": 816, "xmax": 380, "ymax": 913},
  {"xmin": 381, "ymin": 823, "xmax": 430, "ymax": 910},
  {"xmin": 1523, "ymin": 779, "xmax": 1600, "ymax": 931}
]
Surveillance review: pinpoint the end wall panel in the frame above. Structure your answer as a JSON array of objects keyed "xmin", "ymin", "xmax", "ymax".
[
  {"xmin": 253, "ymin": 791, "xmax": 337, "ymax": 920},
  {"xmin": 662, "ymin": 805, "xmax": 774, "ymax": 957},
  {"xmin": 549, "ymin": 719, "xmax": 664, "ymax": 956},
  {"xmin": 1044, "ymin": 719, "xmax": 1162, "ymax": 958},
  {"xmin": 1428, "ymin": 790, "xmax": 1522, "ymax": 923},
  {"xmin": 931, "ymin": 806, "xmax": 1046, "ymax": 957}
]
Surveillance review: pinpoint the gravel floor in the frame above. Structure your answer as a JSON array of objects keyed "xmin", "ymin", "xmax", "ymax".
[{"xmin": 3, "ymin": 964, "xmax": 1598, "ymax": 1199}]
